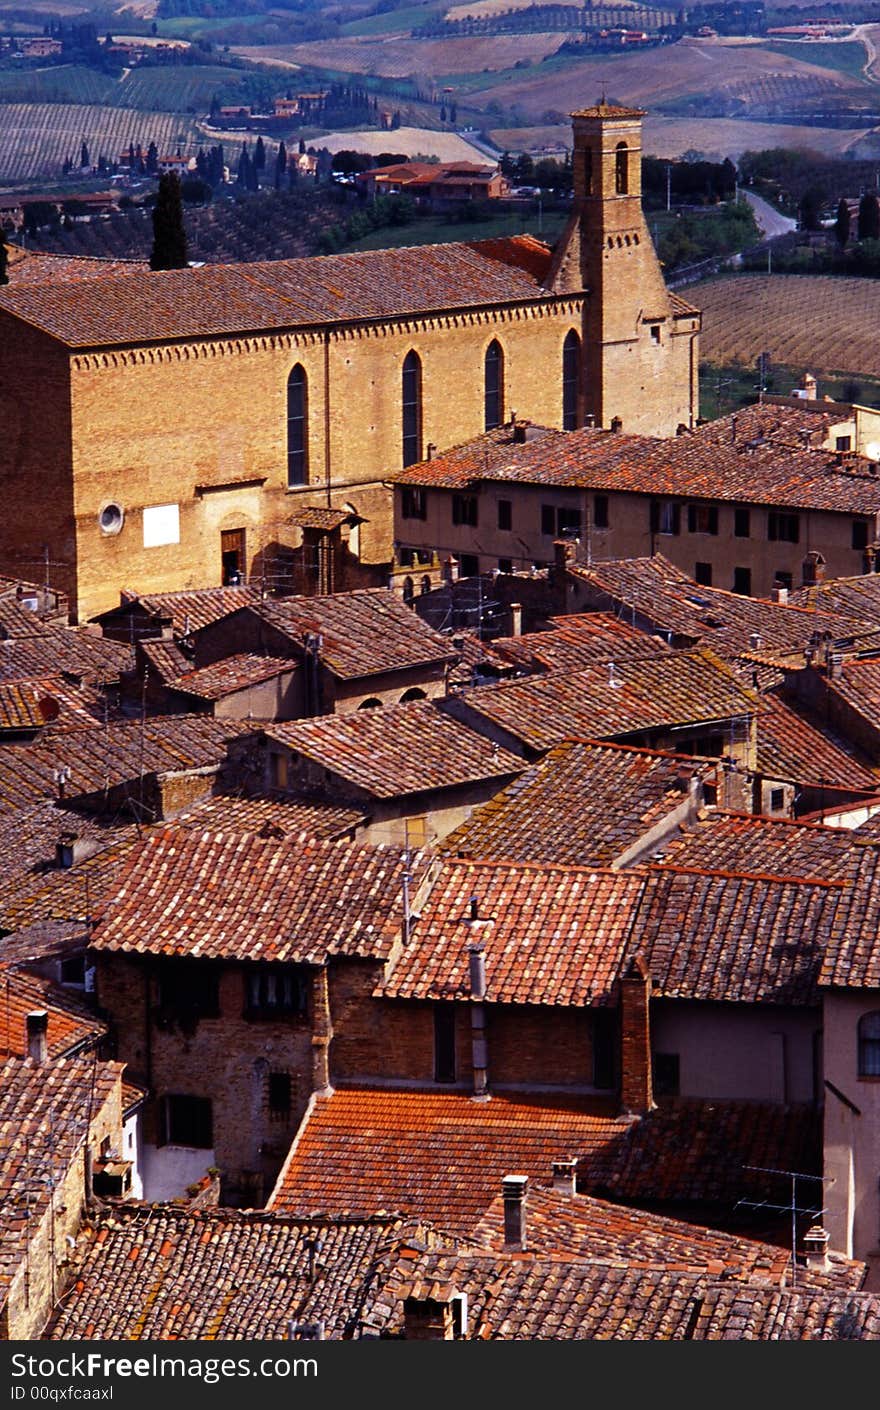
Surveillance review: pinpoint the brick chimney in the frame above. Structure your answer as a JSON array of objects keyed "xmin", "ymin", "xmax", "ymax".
[
  {"xmin": 509, "ymin": 602, "xmax": 523, "ymax": 637},
  {"xmin": 802, "ymin": 1223, "xmax": 830, "ymax": 1272},
  {"xmin": 27, "ymin": 1010, "xmax": 49, "ymax": 1065},
  {"xmin": 502, "ymin": 1174, "xmax": 528, "ymax": 1250},
  {"xmin": 619, "ymin": 954, "xmax": 654, "ymax": 1116},
  {"xmin": 467, "ymin": 939, "xmax": 489, "ymax": 1101},
  {"xmin": 770, "ymin": 583, "xmax": 789, "ymax": 605},
  {"xmin": 552, "ymin": 1158, "xmax": 578, "ymax": 1197}
]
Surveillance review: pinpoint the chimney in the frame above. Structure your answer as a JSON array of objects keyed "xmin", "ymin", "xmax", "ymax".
[
  {"xmin": 749, "ymin": 631, "xmax": 762, "ymax": 651},
  {"xmin": 427, "ymin": 443, "xmax": 437, "ymax": 460},
  {"xmin": 468, "ymin": 939, "xmax": 489, "ymax": 1101},
  {"xmin": 730, "ymin": 414, "xmax": 738, "ymax": 442},
  {"xmin": 27, "ymin": 1010, "xmax": 49, "ymax": 1065},
  {"xmin": 502, "ymin": 1174, "xmax": 528, "ymax": 1250},
  {"xmin": 467, "ymin": 940, "xmax": 486, "ymax": 999},
  {"xmin": 827, "ymin": 651, "xmax": 844, "ymax": 681},
  {"xmin": 512, "ymin": 421, "xmax": 528, "ymax": 444},
  {"xmin": 770, "ymin": 584, "xmax": 789, "ymax": 605},
  {"xmin": 609, "ymin": 416, "xmax": 623, "ymax": 433},
  {"xmin": 619, "ymin": 954, "xmax": 654, "ymax": 1116},
  {"xmin": 509, "ymin": 602, "xmax": 523, "ymax": 638},
  {"xmin": 443, "ymin": 556, "xmax": 459, "ymax": 586},
  {"xmin": 55, "ymin": 831, "xmax": 78, "ymax": 869},
  {"xmin": 802, "ymin": 371, "xmax": 817, "ymax": 400},
  {"xmin": 801, "ymin": 551, "xmax": 826, "ymax": 586},
  {"xmin": 552, "ymin": 1158, "xmax": 578, "ymax": 1197},
  {"xmin": 802, "ymin": 1224, "xmax": 830, "ymax": 1272},
  {"xmin": 584, "ymin": 413, "xmax": 596, "ymax": 429},
  {"xmin": 554, "ymin": 540, "xmax": 576, "ymax": 576}
]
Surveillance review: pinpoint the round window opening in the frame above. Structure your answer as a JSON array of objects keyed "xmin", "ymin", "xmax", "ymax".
[{"xmin": 99, "ymin": 503, "xmax": 124, "ymax": 535}]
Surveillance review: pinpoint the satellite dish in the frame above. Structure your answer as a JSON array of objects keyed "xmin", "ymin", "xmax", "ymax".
[
  {"xmin": 865, "ymin": 442, "xmax": 880, "ymax": 461},
  {"xmin": 37, "ymin": 696, "xmax": 61, "ymax": 723}
]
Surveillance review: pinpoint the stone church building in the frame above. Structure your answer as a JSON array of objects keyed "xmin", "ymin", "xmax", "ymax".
[{"xmin": 0, "ymin": 105, "xmax": 699, "ymax": 622}]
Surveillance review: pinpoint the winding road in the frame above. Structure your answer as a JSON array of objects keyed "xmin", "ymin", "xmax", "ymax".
[{"xmin": 740, "ymin": 188, "xmax": 798, "ymax": 239}]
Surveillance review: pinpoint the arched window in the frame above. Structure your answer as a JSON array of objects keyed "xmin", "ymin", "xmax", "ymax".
[
  {"xmin": 484, "ymin": 340, "xmax": 504, "ymax": 431},
  {"xmin": 358, "ymin": 696, "xmax": 382, "ymax": 710},
  {"xmin": 420, "ymin": 574, "xmax": 432, "ymax": 596},
  {"xmin": 562, "ymin": 329, "xmax": 581, "ymax": 431},
  {"xmin": 402, "ymin": 350, "xmax": 422, "ymax": 468},
  {"xmin": 287, "ymin": 365, "xmax": 308, "ymax": 486},
  {"xmin": 402, "ymin": 575, "xmax": 414, "ymax": 604},
  {"xmin": 858, "ymin": 1012, "xmax": 880, "ymax": 1076},
  {"xmin": 400, "ymin": 687, "xmax": 427, "ymax": 702},
  {"xmin": 615, "ymin": 142, "xmax": 629, "ymax": 195}
]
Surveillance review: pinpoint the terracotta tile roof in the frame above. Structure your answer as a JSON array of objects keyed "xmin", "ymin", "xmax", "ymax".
[
  {"xmin": 139, "ymin": 639, "xmax": 192, "ymax": 683},
  {"xmin": 174, "ymin": 789, "xmax": 366, "ymax": 841},
  {"xmin": 46, "ymin": 1206, "xmax": 411, "ymax": 1341},
  {"xmin": 471, "ymin": 1186, "xmax": 864, "ymax": 1290},
  {"xmin": 0, "ymin": 969, "xmax": 105, "ymax": 1059},
  {"xmin": 441, "ymin": 741, "xmax": 715, "ymax": 866},
  {"xmin": 790, "ymin": 573, "xmax": 880, "ymax": 622},
  {"xmin": 490, "ymin": 612, "xmax": 670, "ymax": 673},
  {"xmin": 819, "ymin": 657, "xmax": 880, "ymax": 734},
  {"xmin": 290, "ymin": 507, "xmax": 351, "ymax": 531},
  {"xmin": 452, "ymin": 649, "xmax": 761, "ymax": 751},
  {"xmin": 0, "ymin": 599, "xmax": 54, "ymax": 639},
  {"xmin": 254, "ymin": 589, "xmax": 456, "ymax": 680},
  {"xmin": 0, "ymin": 631, "xmax": 132, "ymax": 687},
  {"xmin": 2, "ymin": 250, "xmax": 145, "ymax": 287},
  {"xmin": 365, "ymin": 1251, "xmax": 880, "ymax": 1339},
  {"xmin": 0, "ymin": 238, "xmax": 553, "ymax": 349},
  {"xmin": 270, "ymin": 1087, "xmax": 821, "ymax": 1234},
  {"xmin": 397, "ymin": 405, "xmax": 880, "ymax": 514},
  {"xmin": 0, "ymin": 715, "xmax": 249, "ymax": 812},
  {"xmin": 757, "ymin": 690, "xmax": 880, "ymax": 792},
  {"xmin": 381, "ymin": 858, "xmax": 838, "ymax": 1007},
  {"xmin": 656, "ymin": 810, "xmax": 858, "ymax": 880},
  {"xmin": 90, "ymin": 828, "xmax": 430, "ymax": 964},
  {"xmin": 819, "ymin": 844, "xmax": 880, "ymax": 988},
  {"xmin": 266, "ymin": 701, "xmax": 524, "ymax": 799},
  {"xmin": 570, "ymin": 555, "xmax": 873, "ymax": 655},
  {"xmin": 0, "ymin": 682, "xmax": 50, "ymax": 733},
  {"xmin": 101, "ymin": 585, "xmax": 263, "ymax": 637},
  {"xmin": 169, "ymin": 653, "xmax": 297, "ymax": 702},
  {"xmin": 0, "ymin": 837, "xmax": 140, "ymax": 936},
  {"xmin": 0, "ymin": 1056, "xmax": 122, "ymax": 1302}
]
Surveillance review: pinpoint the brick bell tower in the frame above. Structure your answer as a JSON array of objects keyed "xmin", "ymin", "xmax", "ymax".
[{"xmin": 548, "ymin": 103, "xmax": 700, "ymax": 436}]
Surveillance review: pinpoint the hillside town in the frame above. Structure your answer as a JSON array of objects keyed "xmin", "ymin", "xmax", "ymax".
[{"xmin": 4, "ymin": 101, "xmax": 880, "ymax": 1344}]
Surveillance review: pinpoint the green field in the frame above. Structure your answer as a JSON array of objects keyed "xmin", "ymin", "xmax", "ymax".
[
  {"xmin": 341, "ymin": 2, "xmax": 445, "ymax": 37},
  {"xmin": 0, "ymin": 64, "xmax": 116, "ymax": 104},
  {"xmin": 343, "ymin": 206, "xmax": 568, "ymax": 251},
  {"xmin": 763, "ymin": 41, "xmax": 868, "ymax": 80},
  {"xmin": 0, "ymin": 103, "xmax": 207, "ymax": 182}
]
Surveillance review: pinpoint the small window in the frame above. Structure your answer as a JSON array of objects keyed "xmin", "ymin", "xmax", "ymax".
[
  {"xmin": 402, "ymin": 350, "xmax": 422, "ymax": 468},
  {"xmin": 836, "ymin": 435, "xmax": 852, "ymax": 452},
  {"xmin": 557, "ymin": 507, "xmax": 582, "ymax": 539},
  {"xmin": 858, "ymin": 1011, "xmax": 880, "ymax": 1077},
  {"xmin": 272, "ymin": 751, "xmax": 289, "ymax": 790},
  {"xmin": 651, "ymin": 501, "xmax": 680, "ymax": 537},
  {"xmin": 420, "ymin": 574, "xmax": 432, "ymax": 595},
  {"xmin": 614, "ymin": 141, "xmax": 629, "ymax": 195},
  {"xmin": 687, "ymin": 504, "xmax": 718, "ymax": 536},
  {"xmin": 650, "ymin": 324, "xmax": 661, "ymax": 345},
  {"xmin": 695, "ymin": 561, "xmax": 712, "ymax": 586},
  {"xmin": 405, "ymin": 814, "xmax": 428, "ymax": 847},
  {"xmin": 498, "ymin": 558, "xmax": 513, "ymax": 574},
  {"xmin": 733, "ymin": 566, "xmax": 752, "ymax": 596},
  {"xmin": 60, "ymin": 955, "xmax": 86, "ymax": 987},
  {"xmin": 162, "ymin": 1094, "xmax": 213, "ymax": 1148},
  {"xmin": 434, "ymin": 1005, "xmax": 456, "ymax": 1083},
  {"xmin": 459, "ymin": 553, "xmax": 479, "ymax": 578},
  {"xmin": 734, "ymin": 507, "xmax": 750, "ymax": 539},
  {"xmin": 268, "ymin": 1071, "xmax": 292, "ymax": 1116},
  {"xmin": 541, "ymin": 504, "xmax": 556, "ymax": 537},
  {"xmin": 853, "ymin": 520, "xmax": 870, "ymax": 551},
  {"xmin": 653, "ymin": 1053, "xmax": 680, "ymax": 1097},
  {"xmin": 769, "ymin": 787, "xmax": 786, "ymax": 812},
  {"xmin": 157, "ymin": 958, "xmax": 219, "ymax": 1021},
  {"xmin": 594, "ymin": 495, "xmax": 609, "ymax": 530},
  {"xmin": 562, "ymin": 329, "xmax": 581, "ymax": 430},
  {"xmin": 484, "ymin": 340, "xmax": 504, "ymax": 431},
  {"xmin": 245, "ymin": 966, "xmax": 308, "ymax": 1019},
  {"xmin": 768, "ymin": 512, "xmax": 799, "ymax": 544},
  {"xmin": 775, "ymin": 571, "xmax": 793, "ymax": 590},
  {"xmin": 402, "ymin": 487, "xmax": 427, "ymax": 520},
  {"xmin": 497, "ymin": 499, "xmax": 512, "ymax": 531},
  {"xmin": 287, "ymin": 364, "xmax": 308, "ymax": 486},
  {"xmin": 452, "ymin": 494, "xmax": 478, "ymax": 527},
  {"xmin": 402, "ymin": 575, "xmax": 415, "ymax": 604}
]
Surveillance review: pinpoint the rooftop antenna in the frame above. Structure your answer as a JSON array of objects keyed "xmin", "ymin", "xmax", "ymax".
[
  {"xmin": 736, "ymin": 1164, "xmax": 832, "ymax": 1289},
  {"xmin": 402, "ymin": 818, "xmax": 413, "ymax": 941}
]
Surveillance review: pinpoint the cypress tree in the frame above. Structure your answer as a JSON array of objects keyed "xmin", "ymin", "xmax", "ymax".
[
  {"xmin": 149, "ymin": 171, "xmax": 188, "ymax": 270},
  {"xmin": 835, "ymin": 197, "xmax": 850, "ymax": 248},
  {"xmin": 275, "ymin": 140, "xmax": 287, "ymax": 189},
  {"xmin": 858, "ymin": 192, "xmax": 880, "ymax": 242}
]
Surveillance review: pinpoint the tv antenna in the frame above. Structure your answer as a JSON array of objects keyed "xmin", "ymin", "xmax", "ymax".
[{"xmin": 736, "ymin": 1164, "xmax": 832, "ymax": 1289}]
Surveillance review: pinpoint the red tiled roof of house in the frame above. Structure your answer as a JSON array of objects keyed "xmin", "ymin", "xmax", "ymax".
[
  {"xmin": 46, "ymin": 1206, "xmax": 414, "ymax": 1341},
  {"xmin": 270, "ymin": 1088, "xmax": 821, "ymax": 1233},
  {"xmin": 0, "ymin": 599, "xmax": 55, "ymax": 639},
  {"xmin": 820, "ymin": 843, "xmax": 880, "ymax": 988},
  {"xmin": 0, "ymin": 836, "xmax": 141, "ymax": 936},
  {"xmin": 655, "ymin": 809, "xmax": 858, "ymax": 880},
  {"xmin": 289, "ymin": 507, "xmax": 351, "ymax": 531},
  {"xmin": 0, "ymin": 969, "xmax": 105, "ymax": 1059},
  {"xmin": 255, "ymin": 589, "xmax": 456, "ymax": 680},
  {"xmin": 819, "ymin": 656, "xmax": 880, "ymax": 731},
  {"xmin": 139, "ymin": 638, "xmax": 192, "ymax": 683},
  {"xmin": 441, "ymin": 741, "xmax": 715, "ymax": 866},
  {"xmin": 2, "ymin": 251, "xmax": 146, "ymax": 288},
  {"xmin": 0, "ymin": 238, "xmax": 555, "ymax": 349},
  {"xmin": 489, "ymin": 612, "xmax": 670, "ymax": 673},
  {"xmin": 790, "ymin": 572, "xmax": 880, "ymax": 622},
  {"xmin": 265, "ymin": 700, "xmax": 524, "ymax": 798},
  {"xmin": 363, "ymin": 1250, "xmax": 880, "ymax": 1339},
  {"xmin": 396, "ymin": 405, "xmax": 880, "ymax": 514},
  {"xmin": 169, "ymin": 652, "xmax": 296, "ymax": 701},
  {"xmin": 451, "ymin": 649, "xmax": 761, "ymax": 751},
  {"xmin": 99, "ymin": 585, "xmax": 263, "ymax": 636},
  {"xmin": 0, "ymin": 682, "xmax": 49, "ymax": 733},
  {"xmin": 174, "ymin": 789, "xmax": 366, "ymax": 841},
  {"xmin": 89, "ymin": 828, "xmax": 430, "ymax": 963},
  {"xmin": 380, "ymin": 857, "xmax": 838, "ymax": 1007},
  {"xmin": 757, "ymin": 690, "xmax": 880, "ymax": 792},
  {"xmin": 470, "ymin": 1185, "xmax": 864, "ymax": 1290},
  {"xmin": 0, "ymin": 631, "xmax": 132, "ymax": 687}
]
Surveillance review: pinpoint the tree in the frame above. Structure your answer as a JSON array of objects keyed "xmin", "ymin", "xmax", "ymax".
[
  {"xmin": 237, "ymin": 146, "xmax": 251, "ymax": 188},
  {"xmin": 0, "ymin": 242, "xmax": 8, "ymax": 287},
  {"xmin": 835, "ymin": 197, "xmax": 850, "ymax": 248},
  {"xmin": 146, "ymin": 141, "xmax": 159, "ymax": 175},
  {"xmin": 858, "ymin": 192, "xmax": 880, "ymax": 242},
  {"xmin": 254, "ymin": 136, "xmax": 266, "ymax": 171},
  {"xmin": 149, "ymin": 172, "xmax": 188, "ymax": 270},
  {"xmin": 80, "ymin": 140, "xmax": 90, "ymax": 169},
  {"xmin": 274, "ymin": 140, "xmax": 287, "ymax": 189},
  {"xmin": 798, "ymin": 186, "xmax": 824, "ymax": 232}
]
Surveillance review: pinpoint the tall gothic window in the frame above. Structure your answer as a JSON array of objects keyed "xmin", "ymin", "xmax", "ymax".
[
  {"xmin": 562, "ymin": 329, "xmax": 581, "ymax": 430},
  {"xmin": 402, "ymin": 350, "xmax": 422, "ymax": 468},
  {"xmin": 287, "ymin": 364, "xmax": 308, "ymax": 486},
  {"xmin": 484, "ymin": 340, "xmax": 504, "ymax": 431},
  {"xmin": 615, "ymin": 142, "xmax": 629, "ymax": 195}
]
